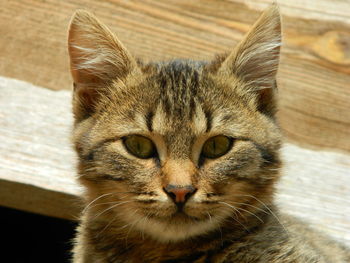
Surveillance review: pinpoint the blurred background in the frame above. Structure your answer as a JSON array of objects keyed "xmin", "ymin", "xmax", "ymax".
[{"xmin": 0, "ymin": 0, "xmax": 349, "ymax": 262}]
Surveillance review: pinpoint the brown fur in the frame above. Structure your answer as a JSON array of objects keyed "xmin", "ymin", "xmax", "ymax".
[{"xmin": 68, "ymin": 5, "xmax": 350, "ymax": 262}]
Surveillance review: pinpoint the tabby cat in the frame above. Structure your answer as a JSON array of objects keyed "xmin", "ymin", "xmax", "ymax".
[{"xmin": 68, "ymin": 4, "xmax": 350, "ymax": 262}]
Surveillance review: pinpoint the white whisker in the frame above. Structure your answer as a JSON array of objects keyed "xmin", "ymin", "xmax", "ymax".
[
  {"xmin": 230, "ymin": 201, "xmax": 269, "ymax": 215},
  {"xmin": 227, "ymin": 214, "xmax": 250, "ymax": 232},
  {"xmin": 93, "ymin": 201, "xmax": 134, "ymax": 220},
  {"xmin": 207, "ymin": 212, "xmax": 212, "ymax": 223},
  {"xmin": 238, "ymin": 194, "xmax": 289, "ymax": 235},
  {"xmin": 235, "ymin": 207, "xmax": 264, "ymax": 223},
  {"xmin": 82, "ymin": 193, "xmax": 114, "ymax": 214},
  {"xmin": 219, "ymin": 201, "xmax": 250, "ymax": 232},
  {"xmin": 97, "ymin": 214, "xmax": 118, "ymax": 237},
  {"xmin": 219, "ymin": 201, "xmax": 246, "ymax": 222},
  {"xmin": 125, "ymin": 211, "xmax": 144, "ymax": 247}
]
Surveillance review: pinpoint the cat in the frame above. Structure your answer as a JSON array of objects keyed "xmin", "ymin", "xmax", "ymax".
[{"xmin": 67, "ymin": 4, "xmax": 350, "ymax": 263}]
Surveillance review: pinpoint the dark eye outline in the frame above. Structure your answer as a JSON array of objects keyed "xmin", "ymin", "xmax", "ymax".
[
  {"xmin": 122, "ymin": 135, "xmax": 157, "ymax": 159},
  {"xmin": 201, "ymin": 135, "xmax": 234, "ymax": 159}
]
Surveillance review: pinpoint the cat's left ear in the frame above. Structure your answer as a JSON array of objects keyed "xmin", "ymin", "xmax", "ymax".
[{"xmin": 216, "ymin": 4, "xmax": 281, "ymax": 117}]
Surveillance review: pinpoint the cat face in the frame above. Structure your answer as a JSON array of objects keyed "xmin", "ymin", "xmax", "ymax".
[{"xmin": 68, "ymin": 6, "xmax": 282, "ymax": 242}]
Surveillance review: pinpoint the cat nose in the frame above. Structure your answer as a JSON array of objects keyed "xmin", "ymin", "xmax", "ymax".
[{"xmin": 164, "ymin": 184, "xmax": 196, "ymax": 203}]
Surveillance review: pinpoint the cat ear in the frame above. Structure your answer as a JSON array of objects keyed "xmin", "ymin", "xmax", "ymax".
[
  {"xmin": 68, "ymin": 10, "xmax": 138, "ymax": 121},
  {"xmin": 217, "ymin": 4, "xmax": 281, "ymax": 116}
]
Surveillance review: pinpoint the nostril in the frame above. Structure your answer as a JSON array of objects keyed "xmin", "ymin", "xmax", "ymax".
[
  {"xmin": 167, "ymin": 191, "xmax": 177, "ymax": 202},
  {"xmin": 164, "ymin": 184, "xmax": 196, "ymax": 203}
]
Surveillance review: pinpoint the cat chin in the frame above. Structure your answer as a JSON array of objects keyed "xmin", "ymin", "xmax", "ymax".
[{"xmin": 131, "ymin": 214, "xmax": 223, "ymax": 243}]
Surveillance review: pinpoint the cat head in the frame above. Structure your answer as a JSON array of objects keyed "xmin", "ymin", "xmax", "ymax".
[{"xmin": 68, "ymin": 5, "xmax": 282, "ymax": 243}]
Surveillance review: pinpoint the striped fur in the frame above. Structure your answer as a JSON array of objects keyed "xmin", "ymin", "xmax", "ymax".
[{"xmin": 68, "ymin": 5, "xmax": 350, "ymax": 263}]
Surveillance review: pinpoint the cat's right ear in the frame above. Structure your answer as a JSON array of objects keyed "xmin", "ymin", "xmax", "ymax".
[{"xmin": 68, "ymin": 10, "xmax": 138, "ymax": 122}]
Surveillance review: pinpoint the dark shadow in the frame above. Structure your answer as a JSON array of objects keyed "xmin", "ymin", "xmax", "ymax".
[{"xmin": 0, "ymin": 206, "xmax": 77, "ymax": 263}]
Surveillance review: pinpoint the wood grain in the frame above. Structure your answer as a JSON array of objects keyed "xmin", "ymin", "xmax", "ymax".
[
  {"xmin": 0, "ymin": 0, "xmax": 349, "ymax": 152},
  {"xmin": 0, "ymin": 77, "xmax": 349, "ymax": 245},
  {"xmin": 0, "ymin": 77, "xmax": 81, "ymax": 220}
]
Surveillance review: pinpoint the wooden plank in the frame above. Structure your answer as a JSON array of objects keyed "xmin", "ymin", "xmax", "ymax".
[
  {"xmin": 0, "ymin": 77, "xmax": 349, "ymax": 245},
  {"xmin": 278, "ymin": 144, "xmax": 350, "ymax": 246},
  {"xmin": 0, "ymin": 77, "xmax": 81, "ymax": 220},
  {"xmin": 0, "ymin": 0, "xmax": 349, "ymax": 152}
]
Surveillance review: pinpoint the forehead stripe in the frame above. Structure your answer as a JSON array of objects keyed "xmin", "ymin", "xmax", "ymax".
[
  {"xmin": 145, "ymin": 110, "xmax": 154, "ymax": 132},
  {"xmin": 204, "ymin": 110, "xmax": 212, "ymax": 132}
]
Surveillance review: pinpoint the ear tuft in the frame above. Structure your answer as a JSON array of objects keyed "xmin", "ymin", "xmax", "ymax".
[
  {"xmin": 68, "ymin": 10, "xmax": 138, "ymax": 122},
  {"xmin": 216, "ymin": 4, "xmax": 282, "ymax": 117},
  {"xmin": 68, "ymin": 10, "xmax": 137, "ymax": 84},
  {"xmin": 220, "ymin": 4, "xmax": 281, "ymax": 88}
]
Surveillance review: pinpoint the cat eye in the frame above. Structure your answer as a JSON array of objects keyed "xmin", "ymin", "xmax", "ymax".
[
  {"xmin": 201, "ymin": 135, "xmax": 233, "ymax": 159},
  {"xmin": 123, "ymin": 135, "xmax": 156, "ymax": 159}
]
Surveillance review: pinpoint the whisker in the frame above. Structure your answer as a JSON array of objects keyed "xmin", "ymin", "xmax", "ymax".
[
  {"xmin": 219, "ymin": 202, "xmax": 251, "ymax": 231},
  {"xmin": 229, "ymin": 201, "xmax": 269, "ymax": 215},
  {"xmin": 82, "ymin": 193, "xmax": 114, "ymax": 214},
  {"xmin": 97, "ymin": 209, "xmax": 140, "ymax": 237},
  {"xmin": 236, "ymin": 194, "xmax": 289, "ymax": 235},
  {"xmin": 97, "ymin": 214, "xmax": 118, "ymax": 237},
  {"xmin": 93, "ymin": 201, "xmax": 134, "ymax": 221},
  {"xmin": 227, "ymin": 214, "xmax": 250, "ymax": 232},
  {"xmin": 83, "ymin": 192, "xmax": 135, "ymax": 211},
  {"xmin": 85, "ymin": 198, "xmax": 132, "ymax": 212},
  {"xmin": 219, "ymin": 225, "xmax": 223, "ymax": 246},
  {"xmin": 207, "ymin": 212, "xmax": 212, "ymax": 223},
  {"xmin": 220, "ymin": 201, "xmax": 263, "ymax": 223},
  {"xmin": 83, "ymin": 193, "xmax": 134, "ymax": 214},
  {"xmin": 235, "ymin": 207, "xmax": 264, "ymax": 223},
  {"xmin": 125, "ymin": 211, "xmax": 150, "ymax": 247},
  {"xmin": 218, "ymin": 201, "xmax": 246, "ymax": 222},
  {"xmin": 140, "ymin": 212, "xmax": 152, "ymax": 240}
]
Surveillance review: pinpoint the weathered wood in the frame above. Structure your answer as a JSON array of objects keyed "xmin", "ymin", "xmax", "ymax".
[
  {"xmin": 0, "ymin": 0, "xmax": 349, "ymax": 152},
  {"xmin": 277, "ymin": 144, "xmax": 350, "ymax": 246},
  {"xmin": 0, "ymin": 77, "xmax": 81, "ymax": 220},
  {"xmin": 0, "ymin": 77, "xmax": 349, "ymax": 245}
]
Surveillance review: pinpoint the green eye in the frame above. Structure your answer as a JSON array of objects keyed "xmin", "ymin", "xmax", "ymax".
[
  {"xmin": 201, "ymin": 135, "xmax": 232, "ymax": 159},
  {"xmin": 123, "ymin": 135, "xmax": 156, "ymax": 159}
]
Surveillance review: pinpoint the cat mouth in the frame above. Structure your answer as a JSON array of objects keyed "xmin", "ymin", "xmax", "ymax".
[
  {"xmin": 170, "ymin": 210, "xmax": 203, "ymax": 222},
  {"xmin": 148, "ymin": 209, "xmax": 202, "ymax": 222}
]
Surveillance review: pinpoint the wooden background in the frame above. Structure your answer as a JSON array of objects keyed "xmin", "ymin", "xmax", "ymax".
[
  {"xmin": 1, "ymin": 0, "xmax": 350, "ymax": 152},
  {"xmin": 0, "ymin": 0, "xmax": 349, "ymax": 245}
]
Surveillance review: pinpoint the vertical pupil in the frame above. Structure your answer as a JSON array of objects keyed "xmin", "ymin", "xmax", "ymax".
[
  {"xmin": 124, "ymin": 136, "xmax": 155, "ymax": 158},
  {"xmin": 202, "ymin": 136, "xmax": 231, "ymax": 159},
  {"xmin": 137, "ymin": 141, "xmax": 141, "ymax": 153}
]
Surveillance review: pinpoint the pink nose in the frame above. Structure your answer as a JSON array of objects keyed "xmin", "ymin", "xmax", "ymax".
[{"xmin": 164, "ymin": 184, "xmax": 196, "ymax": 203}]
